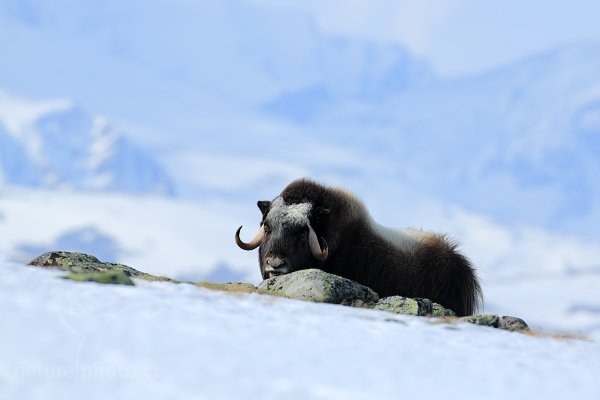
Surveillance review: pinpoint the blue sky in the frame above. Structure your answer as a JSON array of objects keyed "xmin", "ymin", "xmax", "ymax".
[
  {"xmin": 258, "ymin": 0, "xmax": 600, "ymax": 77},
  {"xmin": 2, "ymin": 0, "xmax": 600, "ymax": 240}
]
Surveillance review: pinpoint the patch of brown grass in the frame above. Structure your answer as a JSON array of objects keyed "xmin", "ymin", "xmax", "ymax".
[{"xmin": 524, "ymin": 329, "xmax": 590, "ymax": 341}]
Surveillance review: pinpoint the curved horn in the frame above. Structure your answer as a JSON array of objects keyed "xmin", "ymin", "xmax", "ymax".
[
  {"xmin": 308, "ymin": 220, "xmax": 328, "ymax": 261},
  {"xmin": 235, "ymin": 225, "xmax": 265, "ymax": 250}
]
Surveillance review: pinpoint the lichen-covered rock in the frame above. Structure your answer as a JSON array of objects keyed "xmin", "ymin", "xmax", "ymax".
[
  {"xmin": 460, "ymin": 314, "xmax": 500, "ymax": 328},
  {"xmin": 431, "ymin": 302, "xmax": 456, "ymax": 317},
  {"xmin": 63, "ymin": 270, "xmax": 134, "ymax": 286},
  {"xmin": 374, "ymin": 296, "xmax": 428, "ymax": 316},
  {"xmin": 373, "ymin": 296, "xmax": 456, "ymax": 317},
  {"xmin": 29, "ymin": 251, "xmax": 176, "ymax": 283},
  {"xmin": 458, "ymin": 314, "xmax": 529, "ymax": 332},
  {"xmin": 30, "ymin": 251, "xmax": 104, "ymax": 270},
  {"xmin": 258, "ymin": 268, "xmax": 379, "ymax": 306},
  {"xmin": 499, "ymin": 316, "xmax": 529, "ymax": 332},
  {"xmin": 195, "ymin": 281, "xmax": 257, "ymax": 293}
]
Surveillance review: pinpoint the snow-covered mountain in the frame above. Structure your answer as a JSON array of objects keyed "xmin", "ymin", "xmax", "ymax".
[
  {"xmin": 0, "ymin": 92, "xmax": 173, "ymax": 195},
  {"xmin": 0, "ymin": 123, "xmax": 36, "ymax": 186}
]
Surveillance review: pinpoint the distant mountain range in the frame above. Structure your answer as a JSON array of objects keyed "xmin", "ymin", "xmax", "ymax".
[{"xmin": 0, "ymin": 92, "xmax": 173, "ymax": 195}]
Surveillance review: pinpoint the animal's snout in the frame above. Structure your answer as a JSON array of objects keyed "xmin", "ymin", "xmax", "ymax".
[{"xmin": 263, "ymin": 256, "xmax": 289, "ymax": 279}]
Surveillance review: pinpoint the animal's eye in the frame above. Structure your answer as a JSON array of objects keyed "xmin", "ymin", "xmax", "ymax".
[{"xmin": 297, "ymin": 228, "xmax": 309, "ymax": 238}]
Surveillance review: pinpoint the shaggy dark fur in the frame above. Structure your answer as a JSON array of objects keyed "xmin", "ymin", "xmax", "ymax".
[{"xmin": 247, "ymin": 178, "xmax": 482, "ymax": 316}]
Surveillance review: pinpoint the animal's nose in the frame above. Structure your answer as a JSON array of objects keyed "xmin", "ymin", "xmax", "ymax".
[
  {"xmin": 265, "ymin": 257, "xmax": 285, "ymax": 269},
  {"xmin": 263, "ymin": 257, "xmax": 289, "ymax": 279}
]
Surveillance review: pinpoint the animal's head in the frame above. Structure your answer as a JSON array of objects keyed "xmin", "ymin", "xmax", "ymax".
[{"xmin": 235, "ymin": 196, "xmax": 329, "ymax": 279}]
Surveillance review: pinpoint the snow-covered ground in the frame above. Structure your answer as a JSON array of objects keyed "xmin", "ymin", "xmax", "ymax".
[{"xmin": 1, "ymin": 260, "xmax": 599, "ymax": 400}]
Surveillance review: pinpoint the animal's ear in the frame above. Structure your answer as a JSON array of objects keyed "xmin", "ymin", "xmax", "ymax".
[
  {"xmin": 313, "ymin": 206, "xmax": 330, "ymax": 217},
  {"xmin": 257, "ymin": 201, "xmax": 271, "ymax": 217}
]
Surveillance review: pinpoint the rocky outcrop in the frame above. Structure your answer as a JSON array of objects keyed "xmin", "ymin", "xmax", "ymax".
[
  {"xmin": 460, "ymin": 314, "xmax": 529, "ymax": 332},
  {"xmin": 258, "ymin": 268, "xmax": 379, "ymax": 306},
  {"xmin": 373, "ymin": 296, "xmax": 456, "ymax": 317},
  {"xmin": 256, "ymin": 269, "xmax": 459, "ymax": 317},
  {"xmin": 27, "ymin": 252, "xmax": 529, "ymax": 333},
  {"xmin": 29, "ymin": 251, "xmax": 176, "ymax": 282}
]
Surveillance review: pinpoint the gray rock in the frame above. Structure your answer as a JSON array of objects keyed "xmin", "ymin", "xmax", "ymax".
[
  {"xmin": 458, "ymin": 314, "xmax": 530, "ymax": 332},
  {"xmin": 431, "ymin": 302, "xmax": 457, "ymax": 317},
  {"xmin": 373, "ymin": 296, "xmax": 425, "ymax": 315},
  {"xmin": 460, "ymin": 314, "xmax": 500, "ymax": 328},
  {"xmin": 63, "ymin": 270, "xmax": 134, "ymax": 286},
  {"xmin": 28, "ymin": 251, "xmax": 176, "ymax": 282},
  {"xmin": 373, "ymin": 296, "xmax": 456, "ymax": 317},
  {"xmin": 499, "ymin": 316, "xmax": 529, "ymax": 332},
  {"xmin": 258, "ymin": 268, "xmax": 379, "ymax": 306}
]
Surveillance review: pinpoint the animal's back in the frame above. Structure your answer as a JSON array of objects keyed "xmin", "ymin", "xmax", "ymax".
[{"xmin": 328, "ymin": 219, "xmax": 481, "ymax": 315}]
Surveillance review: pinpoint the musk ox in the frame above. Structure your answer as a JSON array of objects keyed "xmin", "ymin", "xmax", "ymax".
[{"xmin": 235, "ymin": 179, "xmax": 482, "ymax": 316}]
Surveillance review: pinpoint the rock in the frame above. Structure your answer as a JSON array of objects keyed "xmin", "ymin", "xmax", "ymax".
[
  {"xmin": 258, "ymin": 268, "xmax": 379, "ymax": 306},
  {"xmin": 499, "ymin": 316, "xmax": 529, "ymax": 332},
  {"xmin": 29, "ymin": 251, "xmax": 104, "ymax": 270},
  {"xmin": 195, "ymin": 281, "xmax": 257, "ymax": 293},
  {"xmin": 460, "ymin": 314, "xmax": 500, "ymax": 328},
  {"xmin": 431, "ymin": 302, "xmax": 457, "ymax": 317},
  {"xmin": 458, "ymin": 314, "xmax": 530, "ymax": 332},
  {"xmin": 373, "ymin": 296, "xmax": 456, "ymax": 317},
  {"xmin": 28, "ymin": 251, "xmax": 177, "ymax": 283},
  {"xmin": 374, "ymin": 296, "xmax": 428, "ymax": 316},
  {"xmin": 63, "ymin": 270, "xmax": 135, "ymax": 285}
]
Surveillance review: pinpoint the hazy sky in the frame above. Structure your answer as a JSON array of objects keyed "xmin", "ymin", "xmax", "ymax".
[{"xmin": 254, "ymin": 0, "xmax": 600, "ymax": 77}]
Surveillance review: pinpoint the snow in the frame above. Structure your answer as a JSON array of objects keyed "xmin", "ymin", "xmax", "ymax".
[
  {"xmin": 0, "ymin": 90, "xmax": 72, "ymax": 136},
  {"xmin": 1, "ymin": 260, "xmax": 599, "ymax": 400}
]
